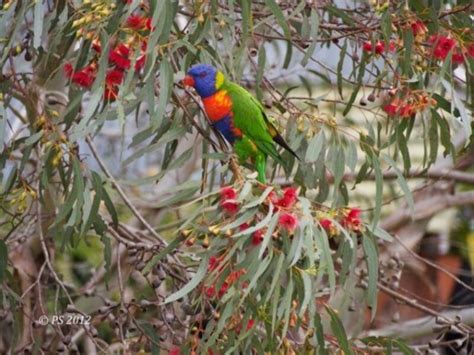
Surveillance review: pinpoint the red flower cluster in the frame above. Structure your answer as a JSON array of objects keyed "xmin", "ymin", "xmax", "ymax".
[
  {"xmin": 320, "ymin": 208, "xmax": 363, "ymax": 235},
  {"xmin": 251, "ymin": 229, "xmax": 265, "ymax": 245},
  {"xmin": 65, "ymin": 10, "xmax": 152, "ymax": 101},
  {"xmin": 268, "ymin": 187, "xmax": 299, "ymax": 210},
  {"xmin": 219, "ymin": 186, "xmax": 239, "ymax": 215},
  {"xmin": 109, "ymin": 43, "xmax": 131, "ymax": 70},
  {"xmin": 410, "ymin": 20, "xmax": 427, "ymax": 37},
  {"xmin": 208, "ymin": 255, "xmax": 224, "ymax": 272},
  {"xmin": 126, "ymin": 15, "xmax": 152, "ymax": 31},
  {"xmin": 428, "ymin": 35, "xmax": 473, "ymax": 64},
  {"xmin": 64, "ymin": 63, "xmax": 97, "ymax": 89},
  {"xmin": 278, "ymin": 212, "xmax": 298, "ymax": 232},
  {"xmin": 383, "ymin": 91, "xmax": 436, "ymax": 119},
  {"xmin": 235, "ymin": 318, "xmax": 255, "ymax": 334},
  {"xmin": 363, "ymin": 40, "xmax": 396, "ymax": 55},
  {"xmin": 383, "ymin": 98, "xmax": 415, "ymax": 118},
  {"xmin": 204, "ymin": 269, "xmax": 246, "ymax": 299},
  {"xmin": 239, "ymin": 222, "xmax": 265, "ymax": 246},
  {"xmin": 319, "ymin": 219, "xmax": 333, "ymax": 231},
  {"xmin": 341, "ymin": 208, "xmax": 362, "ymax": 232}
]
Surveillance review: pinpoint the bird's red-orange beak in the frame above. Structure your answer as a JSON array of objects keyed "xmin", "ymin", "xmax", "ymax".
[{"xmin": 182, "ymin": 75, "xmax": 195, "ymax": 87}]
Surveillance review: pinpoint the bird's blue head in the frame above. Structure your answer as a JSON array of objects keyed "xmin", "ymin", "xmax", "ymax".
[{"xmin": 183, "ymin": 64, "xmax": 224, "ymax": 98}]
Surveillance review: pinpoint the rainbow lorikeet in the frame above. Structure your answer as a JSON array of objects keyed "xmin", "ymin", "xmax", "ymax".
[{"xmin": 183, "ymin": 64, "xmax": 299, "ymax": 183}]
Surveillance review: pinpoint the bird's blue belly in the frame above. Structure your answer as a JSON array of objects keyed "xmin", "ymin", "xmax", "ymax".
[{"xmin": 213, "ymin": 115, "xmax": 237, "ymax": 144}]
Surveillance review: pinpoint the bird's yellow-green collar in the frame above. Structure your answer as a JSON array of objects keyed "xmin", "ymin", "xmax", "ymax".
[{"xmin": 215, "ymin": 71, "xmax": 225, "ymax": 89}]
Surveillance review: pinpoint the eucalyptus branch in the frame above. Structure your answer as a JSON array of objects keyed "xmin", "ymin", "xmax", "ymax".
[{"xmin": 85, "ymin": 135, "xmax": 168, "ymax": 247}]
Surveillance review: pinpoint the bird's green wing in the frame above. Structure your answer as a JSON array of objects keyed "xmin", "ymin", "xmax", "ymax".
[
  {"xmin": 224, "ymin": 81, "xmax": 300, "ymax": 163},
  {"xmin": 224, "ymin": 81, "xmax": 286, "ymax": 165}
]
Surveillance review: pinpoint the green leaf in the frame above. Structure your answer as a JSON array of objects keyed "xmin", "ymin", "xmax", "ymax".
[
  {"xmin": 314, "ymin": 312, "xmax": 328, "ymax": 354},
  {"xmin": 301, "ymin": 9, "xmax": 319, "ymax": 67},
  {"xmin": 371, "ymin": 155, "xmax": 383, "ymax": 228},
  {"xmin": 370, "ymin": 225, "xmax": 393, "ymax": 242},
  {"xmin": 123, "ymin": 126, "xmax": 187, "ymax": 166},
  {"xmin": 314, "ymin": 227, "xmax": 336, "ymax": 294},
  {"xmin": 325, "ymin": 306, "xmax": 354, "ymax": 355},
  {"xmin": 264, "ymin": 252, "xmax": 284, "ymax": 304},
  {"xmin": 279, "ymin": 273, "xmax": 294, "ymax": 337},
  {"xmin": 163, "ymin": 254, "xmax": 209, "ymax": 304},
  {"xmin": 24, "ymin": 131, "xmax": 43, "ymax": 146},
  {"xmin": 343, "ymin": 57, "xmax": 366, "ymax": 116},
  {"xmin": 381, "ymin": 154, "xmax": 414, "ymax": 214},
  {"xmin": 153, "ymin": 59, "xmax": 173, "ymax": 129},
  {"xmin": 264, "ymin": 0, "xmax": 292, "ymax": 68},
  {"xmin": 81, "ymin": 172, "xmax": 103, "ymax": 237},
  {"xmin": 101, "ymin": 233, "xmax": 112, "ymax": 287},
  {"xmin": 403, "ymin": 30, "xmax": 413, "ymax": 76},
  {"xmin": 432, "ymin": 109, "xmax": 454, "ymax": 156},
  {"xmin": 337, "ymin": 42, "xmax": 347, "ymax": 98},
  {"xmin": 305, "ymin": 130, "xmax": 325, "ymax": 163},
  {"xmin": 256, "ymin": 46, "xmax": 266, "ymax": 101},
  {"xmin": 102, "ymin": 184, "xmax": 119, "ymax": 227},
  {"xmin": 0, "ymin": 239, "xmax": 7, "ymax": 283},
  {"xmin": 33, "ymin": 0, "xmax": 44, "ymax": 48},
  {"xmin": 298, "ymin": 270, "xmax": 313, "ymax": 317},
  {"xmin": 362, "ymin": 235, "xmax": 378, "ymax": 320}
]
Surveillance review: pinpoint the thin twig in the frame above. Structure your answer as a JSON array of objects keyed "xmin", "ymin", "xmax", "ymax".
[{"xmin": 85, "ymin": 135, "xmax": 168, "ymax": 247}]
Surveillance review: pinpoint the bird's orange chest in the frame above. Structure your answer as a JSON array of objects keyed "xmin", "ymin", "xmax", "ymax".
[{"xmin": 202, "ymin": 90, "xmax": 233, "ymax": 121}]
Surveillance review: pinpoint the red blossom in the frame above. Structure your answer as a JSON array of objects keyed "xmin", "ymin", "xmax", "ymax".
[
  {"xmin": 363, "ymin": 41, "xmax": 395, "ymax": 55},
  {"xmin": 468, "ymin": 44, "xmax": 474, "ymax": 58},
  {"xmin": 268, "ymin": 190, "xmax": 279, "ymax": 205},
  {"xmin": 169, "ymin": 347, "xmax": 180, "ymax": 355},
  {"xmin": 109, "ymin": 44, "xmax": 131, "ymax": 70},
  {"xmin": 104, "ymin": 87, "xmax": 119, "ymax": 101},
  {"xmin": 218, "ymin": 282, "xmax": 229, "ymax": 298},
  {"xmin": 278, "ymin": 213, "xmax": 298, "ymax": 232},
  {"xmin": 220, "ymin": 186, "xmax": 237, "ymax": 200},
  {"xmin": 236, "ymin": 319, "xmax": 255, "ymax": 334},
  {"xmin": 319, "ymin": 219, "xmax": 333, "ymax": 230},
  {"xmin": 430, "ymin": 35, "xmax": 457, "ymax": 60},
  {"xmin": 227, "ymin": 269, "xmax": 245, "ymax": 283},
  {"xmin": 91, "ymin": 39, "xmax": 101, "ymax": 53},
  {"xmin": 374, "ymin": 42, "xmax": 385, "ymax": 55},
  {"xmin": 208, "ymin": 255, "xmax": 223, "ymax": 271},
  {"xmin": 341, "ymin": 208, "xmax": 362, "ymax": 232},
  {"xmin": 221, "ymin": 200, "xmax": 239, "ymax": 215},
  {"xmin": 275, "ymin": 187, "xmax": 298, "ymax": 208},
  {"xmin": 135, "ymin": 54, "xmax": 146, "ymax": 71},
  {"xmin": 64, "ymin": 63, "xmax": 74, "ymax": 77},
  {"xmin": 251, "ymin": 230, "xmax": 264, "ymax": 245},
  {"xmin": 411, "ymin": 20, "xmax": 427, "ymax": 36},
  {"xmin": 126, "ymin": 15, "xmax": 149, "ymax": 31},
  {"xmin": 205, "ymin": 285, "xmax": 216, "ymax": 298},
  {"xmin": 145, "ymin": 18, "xmax": 153, "ymax": 30},
  {"xmin": 65, "ymin": 63, "xmax": 96, "ymax": 88},
  {"xmin": 383, "ymin": 102, "xmax": 398, "ymax": 116},
  {"xmin": 452, "ymin": 51, "xmax": 464, "ymax": 65},
  {"xmin": 363, "ymin": 41, "xmax": 373, "ymax": 52},
  {"xmin": 398, "ymin": 104, "xmax": 415, "ymax": 118},
  {"xmin": 239, "ymin": 222, "xmax": 250, "ymax": 231},
  {"xmin": 106, "ymin": 69, "xmax": 124, "ymax": 86}
]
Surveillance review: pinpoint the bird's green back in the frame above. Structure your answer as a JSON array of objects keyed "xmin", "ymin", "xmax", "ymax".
[{"xmin": 221, "ymin": 80, "xmax": 284, "ymax": 165}]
